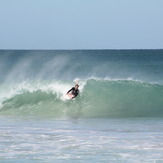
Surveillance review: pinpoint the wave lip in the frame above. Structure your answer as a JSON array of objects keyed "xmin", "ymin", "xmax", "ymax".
[{"xmin": 0, "ymin": 79, "xmax": 163, "ymax": 118}]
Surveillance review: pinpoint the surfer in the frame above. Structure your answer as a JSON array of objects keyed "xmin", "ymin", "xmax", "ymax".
[{"xmin": 67, "ymin": 84, "xmax": 79, "ymax": 99}]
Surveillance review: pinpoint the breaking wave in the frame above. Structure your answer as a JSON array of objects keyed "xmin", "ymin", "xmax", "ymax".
[{"xmin": 0, "ymin": 79, "xmax": 163, "ymax": 118}]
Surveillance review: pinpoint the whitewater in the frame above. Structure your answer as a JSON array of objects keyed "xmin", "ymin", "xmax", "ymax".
[{"xmin": 0, "ymin": 50, "xmax": 163, "ymax": 162}]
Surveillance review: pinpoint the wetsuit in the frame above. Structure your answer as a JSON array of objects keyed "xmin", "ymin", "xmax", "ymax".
[{"xmin": 67, "ymin": 87, "xmax": 79, "ymax": 98}]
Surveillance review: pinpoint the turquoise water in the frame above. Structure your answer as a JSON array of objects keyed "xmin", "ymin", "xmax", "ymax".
[
  {"xmin": 0, "ymin": 79, "xmax": 163, "ymax": 118},
  {"xmin": 0, "ymin": 50, "xmax": 163, "ymax": 162}
]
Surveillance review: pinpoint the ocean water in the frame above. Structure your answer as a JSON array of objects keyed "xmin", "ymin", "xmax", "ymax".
[{"xmin": 0, "ymin": 50, "xmax": 163, "ymax": 162}]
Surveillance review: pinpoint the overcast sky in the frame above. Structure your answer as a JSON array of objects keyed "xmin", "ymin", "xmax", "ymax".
[{"xmin": 0, "ymin": 0, "xmax": 163, "ymax": 49}]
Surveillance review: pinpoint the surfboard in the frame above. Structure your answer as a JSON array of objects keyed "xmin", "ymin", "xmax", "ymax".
[{"xmin": 64, "ymin": 93, "xmax": 74, "ymax": 100}]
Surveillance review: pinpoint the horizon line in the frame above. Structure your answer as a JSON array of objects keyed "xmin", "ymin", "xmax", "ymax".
[{"xmin": 0, "ymin": 48, "xmax": 163, "ymax": 51}]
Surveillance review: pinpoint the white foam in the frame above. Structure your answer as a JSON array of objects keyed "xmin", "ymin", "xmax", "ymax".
[{"xmin": 0, "ymin": 79, "xmax": 86, "ymax": 106}]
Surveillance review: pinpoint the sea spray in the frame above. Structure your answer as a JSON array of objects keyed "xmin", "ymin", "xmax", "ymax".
[{"xmin": 0, "ymin": 50, "xmax": 163, "ymax": 83}]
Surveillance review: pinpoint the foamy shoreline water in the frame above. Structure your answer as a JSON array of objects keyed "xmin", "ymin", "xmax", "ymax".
[{"xmin": 0, "ymin": 116, "xmax": 163, "ymax": 163}]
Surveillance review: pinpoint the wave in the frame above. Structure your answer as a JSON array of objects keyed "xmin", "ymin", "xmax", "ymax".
[{"xmin": 0, "ymin": 79, "xmax": 163, "ymax": 118}]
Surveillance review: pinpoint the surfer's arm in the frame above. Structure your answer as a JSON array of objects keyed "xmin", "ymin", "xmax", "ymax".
[{"xmin": 67, "ymin": 87, "xmax": 73, "ymax": 94}]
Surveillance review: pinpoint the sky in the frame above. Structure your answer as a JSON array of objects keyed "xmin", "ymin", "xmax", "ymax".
[{"xmin": 0, "ymin": 0, "xmax": 163, "ymax": 49}]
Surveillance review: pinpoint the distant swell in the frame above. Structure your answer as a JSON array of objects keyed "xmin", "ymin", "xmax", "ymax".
[{"xmin": 0, "ymin": 79, "xmax": 163, "ymax": 118}]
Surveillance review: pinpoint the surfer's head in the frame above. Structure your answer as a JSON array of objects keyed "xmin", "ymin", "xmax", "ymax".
[{"xmin": 75, "ymin": 84, "xmax": 79, "ymax": 89}]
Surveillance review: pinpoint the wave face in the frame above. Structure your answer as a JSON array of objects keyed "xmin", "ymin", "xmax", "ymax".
[
  {"xmin": 0, "ymin": 79, "xmax": 163, "ymax": 118},
  {"xmin": 0, "ymin": 50, "xmax": 163, "ymax": 118}
]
